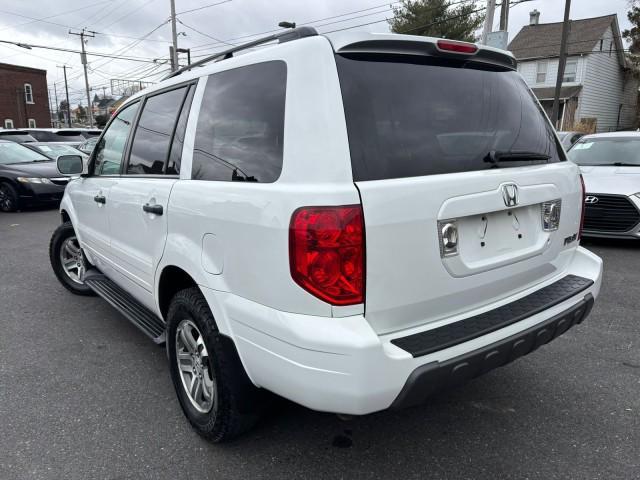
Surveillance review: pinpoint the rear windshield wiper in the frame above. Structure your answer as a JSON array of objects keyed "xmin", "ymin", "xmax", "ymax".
[
  {"xmin": 484, "ymin": 150, "xmax": 551, "ymax": 164},
  {"xmin": 611, "ymin": 162, "xmax": 639, "ymax": 166}
]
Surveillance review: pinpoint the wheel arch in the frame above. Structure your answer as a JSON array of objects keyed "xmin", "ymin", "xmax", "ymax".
[{"xmin": 157, "ymin": 265, "xmax": 199, "ymax": 321}]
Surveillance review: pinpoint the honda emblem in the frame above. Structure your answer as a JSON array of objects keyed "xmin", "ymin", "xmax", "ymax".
[{"xmin": 502, "ymin": 184, "xmax": 519, "ymax": 207}]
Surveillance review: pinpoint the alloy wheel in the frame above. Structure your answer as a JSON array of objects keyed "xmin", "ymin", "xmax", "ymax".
[
  {"xmin": 0, "ymin": 185, "xmax": 14, "ymax": 211},
  {"xmin": 176, "ymin": 319, "xmax": 217, "ymax": 413},
  {"xmin": 59, "ymin": 236, "xmax": 85, "ymax": 284}
]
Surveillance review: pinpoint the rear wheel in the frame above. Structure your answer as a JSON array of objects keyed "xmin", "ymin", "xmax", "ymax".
[
  {"xmin": 167, "ymin": 287, "xmax": 263, "ymax": 442},
  {"xmin": 49, "ymin": 222, "xmax": 95, "ymax": 296},
  {"xmin": 0, "ymin": 182, "xmax": 18, "ymax": 212}
]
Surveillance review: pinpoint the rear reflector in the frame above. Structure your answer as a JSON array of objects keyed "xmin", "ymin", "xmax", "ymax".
[
  {"xmin": 436, "ymin": 39, "xmax": 478, "ymax": 54},
  {"xmin": 289, "ymin": 205, "xmax": 365, "ymax": 306}
]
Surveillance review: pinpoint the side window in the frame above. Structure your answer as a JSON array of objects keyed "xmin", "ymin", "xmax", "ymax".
[
  {"xmin": 167, "ymin": 85, "xmax": 195, "ymax": 175},
  {"xmin": 93, "ymin": 102, "xmax": 139, "ymax": 176},
  {"xmin": 192, "ymin": 61, "xmax": 286, "ymax": 183},
  {"xmin": 126, "ymin": 86, "xmax": 187, "ymax": 175}
]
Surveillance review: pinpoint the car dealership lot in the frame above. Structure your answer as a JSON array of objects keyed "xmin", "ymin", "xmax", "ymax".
[{"xmin": 1, "ymin": 209, "xmax": 638, "ymax": 480}]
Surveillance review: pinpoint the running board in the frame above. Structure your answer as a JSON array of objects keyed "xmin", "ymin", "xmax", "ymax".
[{"xmin": 84, "ymin": 270, "xmax": 166, "ymax": 344}]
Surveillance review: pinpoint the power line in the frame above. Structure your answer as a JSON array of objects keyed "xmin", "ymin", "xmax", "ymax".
[
  {"xmin": 187, "ymin": 0, "xmax": 405, "ymax": 51},
  {"xmin": 176, "ymin": 0, "xmax": 232, "ymax": 16},
  {"xmin": 0, "ymin": 1, "xmax": 111, "ymax": 32},
  {"xmin": 177, "ymin": 19, "xmax": 235, "ymax": 47}
]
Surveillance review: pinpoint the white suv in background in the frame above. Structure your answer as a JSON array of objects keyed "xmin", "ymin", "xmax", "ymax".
[{"xmin": 49, "ymin": 28, "xmax": 603, "ymax": 442}]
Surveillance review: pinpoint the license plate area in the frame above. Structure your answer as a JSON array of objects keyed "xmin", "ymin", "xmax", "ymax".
[{"xmin": 457, "ymin": 205, "xmax": 540, "ymax": 260}]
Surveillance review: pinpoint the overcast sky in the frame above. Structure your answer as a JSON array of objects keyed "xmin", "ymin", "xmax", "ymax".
[{"xmin": 0, "ymin": 0, "xmax": 633, "ymax": 108}]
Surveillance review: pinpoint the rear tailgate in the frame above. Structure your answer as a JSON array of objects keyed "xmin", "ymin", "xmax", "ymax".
[{"xmin": 335, "ymin": 49, "xmax": 583, "ymax": 335}]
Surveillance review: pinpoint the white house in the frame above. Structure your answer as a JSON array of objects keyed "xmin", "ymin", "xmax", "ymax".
[{"xmin": 509, "ymin": 11, "xmax": 638, "ymax": 132}]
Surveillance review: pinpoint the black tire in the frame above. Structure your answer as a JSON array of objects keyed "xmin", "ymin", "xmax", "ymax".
[
  {"xmin": 167, "ymin": 287, "xmax": 263, "ymax": 442},
  {"xmin": 0, "ymin": 182, "xmax": 19, "ymax": 212},
  {"xmin": 49, "ymin": 222, "xmax": 95, "ymax": 296}
]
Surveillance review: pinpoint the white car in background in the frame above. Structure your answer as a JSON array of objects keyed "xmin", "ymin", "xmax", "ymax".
[{"xmin": 567, "ymin": 132, "xmax": 640, "ymax": 239}]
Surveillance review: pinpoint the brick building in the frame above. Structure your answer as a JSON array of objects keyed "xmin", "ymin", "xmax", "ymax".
[{"xmin": 0, "ymin": 63, "xmax": 50, "ymax": 129}]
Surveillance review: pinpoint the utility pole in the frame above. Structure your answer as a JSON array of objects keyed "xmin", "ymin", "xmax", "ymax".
[
  {"xmin": 69, "ymin": 28, "xmax": 96, "ymax": 127},
  {"xmin": 499, "ymin": 0, "xmax": 510, "ymax": 31},
  {"xmin": 102, "ymin": 86, "xmax": 107, "ymax": 99},
  {"xmin": 481, "ymin": 0, "xmax": 497, "ymax": 44},
  {"xmin": 53, "ymin": 82, "xmax": 59, "ymax": 127},
  {"xmin": 48, "ymin": 88, "xmax": 53, "ymax": 127},
  {"xmin": 169, "ymin": 0, "xmax": 179, "ymax": 71},
  {"xmin": 57, "ymin": 65, "xmax": 72, "ymax": 127},
  {"xmin": 551, "ymin": 0, "xmax": 571, "ymax": 128}
]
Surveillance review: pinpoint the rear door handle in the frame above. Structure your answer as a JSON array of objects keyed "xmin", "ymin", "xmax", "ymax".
[
  {"xmin": 94, "ymin": 195, "xmax": 106, "ymax": 204},
  {"xmin": 143, "ymin": 203, "xmax": 163, "ymax": 215}
]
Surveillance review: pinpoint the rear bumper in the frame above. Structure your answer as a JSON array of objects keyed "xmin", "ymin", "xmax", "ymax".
[
  {"xmin": 202, "ymin": 246, "xmax": 602, "ymax": 415},
  {"xmin": 391, "ymin": 293, "xmax": 593, "ymax": 409}
]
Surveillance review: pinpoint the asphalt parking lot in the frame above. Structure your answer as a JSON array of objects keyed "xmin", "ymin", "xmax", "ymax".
[{"xmin": 1, "ymin": 208, "xmax": 639, "ymax": 480}]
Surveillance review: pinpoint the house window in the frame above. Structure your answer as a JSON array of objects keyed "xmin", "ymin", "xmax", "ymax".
[
  {"xmin": 599, "ymin": 39, "xmax": 603, "ymax": 51},
  {"xmin": 563, "ymin": 59, "xmax": 578, "ymax": 82},
  {"xmin": 536, "ymin": 61, "xmax": 548, "ymax": 83},
  {"xmin": 4, "ymin": 119, "xmax": 14, "ymax": 128},
  {"xmin": 28, "ymin": 118, "xmax": 36, "ymax": 128},
  {"xmin": 609, "ymin": 42, "xmax": 613, "ymax": 56},
  {"xmin": 24, "ymin": 83, "xmax": 34, "ymax": 104}
]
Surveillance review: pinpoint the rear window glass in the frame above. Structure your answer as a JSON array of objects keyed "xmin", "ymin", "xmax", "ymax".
[
  {"xmin": 336, "ymin": 55, "xmax": 565, "ymax": 181},
  {"xmin": 192, "ymin": 61, "xmax": 286, "ymax": 183},
  {"xmin": 28, "ymin": 131, "xmax": 85, "ymax": 142},
  {"xmin": 0, "ymin": 133, "xmax": 37, "ymax": 143}
]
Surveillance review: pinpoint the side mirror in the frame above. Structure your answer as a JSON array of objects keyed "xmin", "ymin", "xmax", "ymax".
[{"xmin": 56, "ymin": 155, "xmax": 85, "ymax": 176}]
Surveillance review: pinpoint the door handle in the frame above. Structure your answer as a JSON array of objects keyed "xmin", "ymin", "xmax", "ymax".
[
  {"xmin": 94, "ymin": 194, "xmax": 106, "ymax": 204},
  {"xmin": 143, "ymin": 203, "xmax": 163, "ymax": 215}
]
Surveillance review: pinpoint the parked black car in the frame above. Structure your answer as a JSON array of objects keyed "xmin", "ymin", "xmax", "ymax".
[{"xmin": 0, "ymin": 140, "xmax": 70, "ymax": 212}]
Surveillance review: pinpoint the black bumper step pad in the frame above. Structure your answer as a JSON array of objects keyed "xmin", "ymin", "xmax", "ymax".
[
  {"xmin": 391, "ymin": 275, "xmax": 593, "ymax": 358},
  {"xmin": 84, "ymin": 270, "xmax": 166, "ymax": 344},
  {"xmin": 391, "ymin": 293, "xmax": 594, "ymax": 409}
]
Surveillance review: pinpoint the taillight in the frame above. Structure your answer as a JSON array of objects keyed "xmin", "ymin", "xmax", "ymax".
[
  {"xmin": 578, "ymin": 174, "xmax": 586, "ymax": 240},
  {"xmin": 289, "ymin": 205, "xmax": 365, "ymax": 306},
  {"xmin": 436, "ymin": 39, "xmax": 478, "ymax": 54}
]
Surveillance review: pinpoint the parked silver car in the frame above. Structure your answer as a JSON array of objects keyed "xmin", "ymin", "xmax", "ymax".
[{"xmin": 567, "ymin": 132, "xmax": 640, "ymax": 238}]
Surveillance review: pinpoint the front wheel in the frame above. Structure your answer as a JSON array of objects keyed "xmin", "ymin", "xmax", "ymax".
[
  {"xmin": 0, "ymin": 182, "xmax": 19, "ymax": 212},
  {"xmin": 49, "ymin": 222, "xmax": 95, "ymax": 296},
  {"xmin": 166, "ymin": 287, "xmax": 263, "ymax": 442}
]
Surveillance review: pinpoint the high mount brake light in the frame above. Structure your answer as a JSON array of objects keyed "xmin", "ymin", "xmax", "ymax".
[
  {"xmin": 578, "ymin": 174, "xmax": 586, "ymax": 240},
  {"xmin": 436, "ymin": 39, "xmax": 478, "ymax": 54},
  {"xmin": 289, "ymin": 205, "xmax": 365, "ymax": 306}
]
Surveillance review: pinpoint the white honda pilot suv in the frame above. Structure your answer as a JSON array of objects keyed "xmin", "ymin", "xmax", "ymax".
[{"xmin": 49, "ymin": 28, "xmax": 603, "ymax": 442}]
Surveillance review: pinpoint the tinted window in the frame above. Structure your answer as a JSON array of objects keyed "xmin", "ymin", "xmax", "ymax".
[
  {"xmin": 0, "ymin": 133, "xmax": 37, "ymax": 143},
  {"xmin": 192, "ymin": 61, "xmax": 286, "ymax": 182},
  {"xmin": 127, "ymin": 87, "xmax": 187, "ymax": 175},
  {"xmin": 93, "ymin": 102, "xmax": 139, "ymax": 175},
  {"xmin": 336, "ymin": 55, "xmax": 565, "ymax": 182},
  {"xmin": 167, "ymin": 85, "xmax": 195, "ymax": 175}
]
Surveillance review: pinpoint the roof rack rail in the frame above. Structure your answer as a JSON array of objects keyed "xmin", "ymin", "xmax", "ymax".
[{"xmin": 164, "ymin": 26, "xmax": 318, "ymax": 80}]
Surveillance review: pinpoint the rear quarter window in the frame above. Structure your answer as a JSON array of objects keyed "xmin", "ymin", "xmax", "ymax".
[{"xmin": 192, "ymin": 61, "xmax": 287, "ymax": 183}]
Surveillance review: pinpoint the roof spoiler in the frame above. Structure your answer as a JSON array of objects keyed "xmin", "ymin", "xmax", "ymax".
[{"xmin": 332, "ymin": 37, "xmax": 517, "ymax": 70}]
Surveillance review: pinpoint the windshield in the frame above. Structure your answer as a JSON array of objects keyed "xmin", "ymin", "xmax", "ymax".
[
  {"xmin": 33, "ymin": 144, "xmax": 84, "ymax": 157},
  {"xmin": 567, "ymin": 137, "xmax": 640, "ymax": 166},
  {"xmin": 336, "ymin": 54, "xmax": 565, "ymax": 181},
  {"xmin": 0, "ymin": 142, "xmax": 51, "ymax": 164}
]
